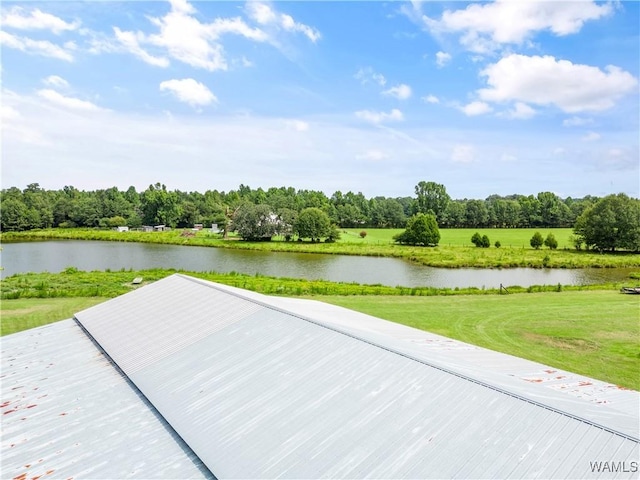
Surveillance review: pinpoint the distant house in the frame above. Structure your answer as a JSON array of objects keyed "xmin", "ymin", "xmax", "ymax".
[
  {"xmin": 2, "ymin": 275, "xmax": 639, "ymax": 479},
  {"xmin": 116, "ymin": 226, "xmax": 129, "ymax": 232},
  {"xmin": 141, "ymin": 225, "xmax": 153, "ymax": 232},
  {"xmin": 154, "ymin": 225, "xmax": 170, "ymax": 232},
  {"xmin": 193, "ymin": 224, "xmax": 204, "ymax": 230}
]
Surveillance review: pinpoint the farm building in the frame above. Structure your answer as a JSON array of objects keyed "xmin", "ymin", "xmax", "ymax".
[{"xmin": 2, "ymin": 274, "xmax": 639, "ymax": 479}]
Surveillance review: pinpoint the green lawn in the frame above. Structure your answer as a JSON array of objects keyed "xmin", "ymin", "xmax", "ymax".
[
  {"xmin": 1, "ymin": 297, "xmax": 109, "ymax": 336},
  {"xmin": 319, "ymin": 291, "xmax": 640, "ymax": 390},
  {"xmin": 341, "ymin": 227, "xmax": 574, "ymax": 248}
]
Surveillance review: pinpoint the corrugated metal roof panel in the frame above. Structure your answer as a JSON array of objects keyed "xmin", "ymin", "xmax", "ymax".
[
  {"xmin": 74, "ymin": 274, "xmax": 639, "ymax": 479},
  {"xmin": 1, "ymin": 319, "xmax": 213, "ymax": 480}
]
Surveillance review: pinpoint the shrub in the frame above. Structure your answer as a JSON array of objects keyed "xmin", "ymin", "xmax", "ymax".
[
  {"xmin": 494, "ymin": 240, "xmax": 501, "ymax": 248},
  {"xmin": 544, "ymin": 233, "xmax": 558, "ymax": 250},
  {"xmin": 481, "ymin": 235, "xmax": 490, "ymax": 248},
  {"xmin": 359, "ymin": 230, "xmax": 367, "ymax": 239},
  {"xmin": 530, "ymin": 231, "xmax": 544, "ymax": 249},
  {"xmin": 471, "ymin": 232, "xmax": 482, "ymax": 247}
]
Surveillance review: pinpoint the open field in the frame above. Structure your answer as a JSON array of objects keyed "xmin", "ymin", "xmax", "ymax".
[
  {"xmin": 3, "ymin": 228, "xmax": 639, "ymax": 269},
  {"xmin": 320, "ymin": 291, "xmax": 640, "ymax": 390},
  {"xmin": 1, "ymin": 297, "xmax": 108, "ymax": 336},
  {"xmin": 340, "ymin": 228, "xmax": 575, "ymax": 248}
]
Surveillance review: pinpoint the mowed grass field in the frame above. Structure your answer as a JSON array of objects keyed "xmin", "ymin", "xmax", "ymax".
[
  {"xmin": 1, "ymin": 297, "xmax": 108, "ymax": 336},
  {"xmin": 320, "ymin": 290, "xmax": 640, "ymax": 390},
  {"xmin": 340, "ymin": 228, "xmax": 574, "ymax": 248}
]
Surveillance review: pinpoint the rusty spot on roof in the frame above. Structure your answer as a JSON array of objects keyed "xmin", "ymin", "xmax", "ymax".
[
  {"xmin": 13, "ymin": 474, "xmax": 27, "ymax": 480},
  {"xmin": 45, "ymin": 470, "xmax": 54, "ymax": 475},
  {"xmin": 1, "ymin": 401, "xmax": 11, "ymax": 408},
  {"xmin": 4, "ymin": 409, "xmax": 18, "ymax": 415},
  {"xmin": 26, "ymin": 405, "xmax": 37, "ymax": 409}
]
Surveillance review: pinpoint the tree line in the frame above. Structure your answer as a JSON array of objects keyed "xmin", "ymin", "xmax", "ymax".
[{"xmin": 0, "ymin": 181, "xmax": 601, "ymax": 233}]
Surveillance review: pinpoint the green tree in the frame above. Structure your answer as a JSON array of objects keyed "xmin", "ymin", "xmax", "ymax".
[
  {"xmin": 481, "ymin": 235, "xmax": 491, "ymax": 248},
  {"xmin": 276, "ymin": 208, "xmax": 298, "ymax": 240},
  {"xmin": 574, "ymin": 194, "xmax": 640, "ymax": 252},
  {"xmin": 0, "ymin": 197, "xmax": 30, "ymax": 231},
  {"xmin": 442, "ymin": 200, "xmax": 466, "ymax": 228},
  {"xmin": 465, "ymin": 200, "xmax": 489, "ymax": 227},
  {"xmin": 414, "ymin": 181, "xmax": 450, "ymax": 220},
  {"xmin": 295, "ymin": 207, "xmax": 331, "ymax": 242},
  {"xmin": 140, "ymin": 183, "xmax": 181, "ymax": 227},
  {"xmin": 530, "ymin": 231, "xmax": 544, "ymax": 249},
  {"xmin": 233, "ymin": 204, "xmax": 278, "ymax": 241},
  {"xmin": 544, "ymin": 233, "xmax": 558, "ymax": 250},
  {"xmin": 393, "ymin": 213, "xmax": 440, "ymax": 246}
]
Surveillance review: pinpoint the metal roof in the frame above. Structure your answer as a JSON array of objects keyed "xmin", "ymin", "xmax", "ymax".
[
  {"xmin": 1, "ymin": 319, "xmax": 214, "ymax": 480},
  {"xmin": 72, "ymin": 273, "xmax": 639, "ymax": 479}
]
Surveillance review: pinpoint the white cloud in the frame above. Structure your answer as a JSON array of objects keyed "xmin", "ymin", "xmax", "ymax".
[
  {"xmin": 500, "ymin": 153, "xmax": 517, "ymax": 162},
  {"xmin": 1, "ymin": 105, "xmax": 22, "ymax": 121},
  {"xmin": 113, "ymin": 0, "xmax": 272, "ymax": 72},
  {"xmin": 355, "ymin": 109, "xmax": 404, "ymax": 124},
  {"xmin": 478, "ymin": 54, "xmax": 638, "ymax": 113},
  {"xmin": 114, "ymin": 27, "xmax": 169, "ymax": 68},
  {"xmin": 285, "ymin": 120, "xmax": 309, "ymax": 132},
  {"xmin": 382, "ymin": 84, "xmax": 412, "ymax": 100},
  {"xmin": 582, "ymin": 131, "xmax": 601, "ymax": 142},
  {"xmin": 354, "ymin": 67, "xmax": 386, "ymax": 86},
  {"xmin": 159, "ymin": 78, "xmax": 217, "ymax": 107},
  {"xmin": 1, "ymin": 7, "xmax": 80, "ymax": 34},
  {"xmin": 42, "ymin": 75, "xmax": 69, "ymax": 89},
  {"xmin": 506, "ymin": 102, "xmax": 536, "ymax": 120},
  {"xmin": 0, "ymin": 31, "xmax": 74, "ymax": 62},
  {"xmin": 417, "ymin": 1, "xmax": 613, "ymax": 53},
  {"xmin": 422, "ymin": 94, "xmax": 439, "ymax": 104},
  {"xmin": 461, "ymin": 101, "xmax": 492, "ymax": 116},
  {"xmin": 356, "ymin": 150, "xmax": 389, "ymax": 161},
  {"xmin": 435, "ymin": 51, "xmax": 451, "ymax": 67},
  {"xmin": 563, "ymin": 116, "xmax": 593, "ymax": 127},
  {"xmin": 36, "ymin": 89, "xmax": 104, "ymax": 112},
  {"xmin": 246, "ymin": 2, "xmax": 321, "ymax": 42},
  {"xmin": 451, "ymin": 144, "xmax": 475, "ymax": 163}
]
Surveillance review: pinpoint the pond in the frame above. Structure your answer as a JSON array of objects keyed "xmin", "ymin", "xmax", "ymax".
[{"xmin": 0, "ymin": 240, "xmax": 634, "ymax": 289}]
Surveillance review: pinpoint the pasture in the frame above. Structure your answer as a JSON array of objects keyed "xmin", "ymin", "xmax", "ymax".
[
  {"xmin": 321, "ymin": 291, "xmax": 640, "ymax": 390},
  {"xmin": 340, "ymin": 228, "xmax": 575, "ymax": 248}
]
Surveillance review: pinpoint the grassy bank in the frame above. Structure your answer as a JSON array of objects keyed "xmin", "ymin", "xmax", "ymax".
[
  {"xmin": 1, "ymin": 268, "xmax": 632, "ymax": 301},
  {"xmin": 321, "ymin": 291, "xmax": 640, "ymax": 390},
  {"xmin": 3, "ymin": 228, "xmax": 639, "ymax": 269}
]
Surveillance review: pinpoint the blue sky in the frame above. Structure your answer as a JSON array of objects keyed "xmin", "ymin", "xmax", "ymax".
[{"xmin": 1, "ymin": 0, "xmax": 638, "ymax": 199}]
